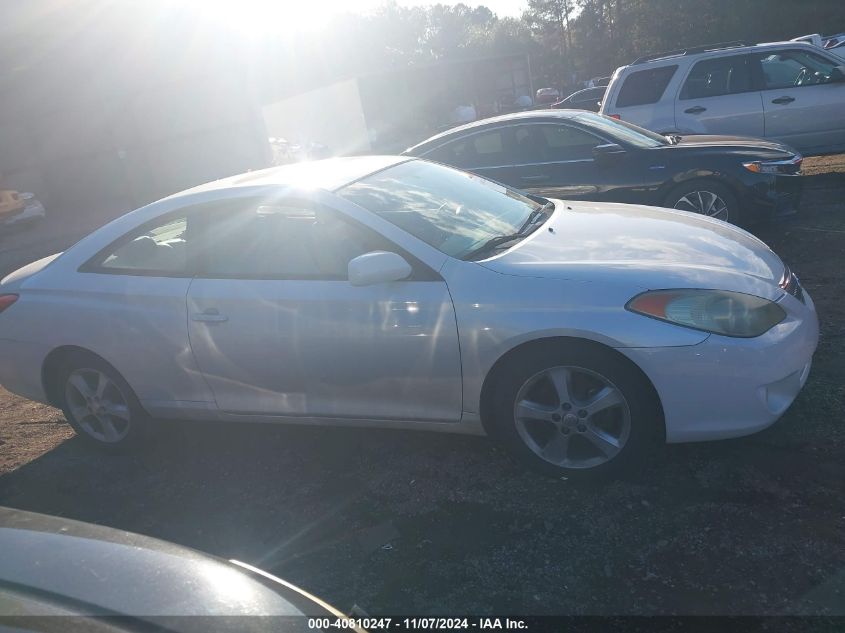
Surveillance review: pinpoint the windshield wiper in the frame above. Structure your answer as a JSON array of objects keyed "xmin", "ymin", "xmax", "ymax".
[
  {"xmin": 464, "ymin": 201, "xmax": 554, "ymax": 261},
  {"xmin": 517, "ymin": 200, "xmax": 554, "ymax": 233}
]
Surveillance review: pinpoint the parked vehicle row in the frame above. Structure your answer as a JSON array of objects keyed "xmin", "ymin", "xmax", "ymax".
[
  {"xmin": 0, "ymin": 156, "xmax": 818, "ymax": 478},
  {"xmin": 404, "ymin": 110, "xmax": 802, "ymax": 226},
  {"xmin": 599, "ymin": 40, "xmax": 845, "ymax": 155}
]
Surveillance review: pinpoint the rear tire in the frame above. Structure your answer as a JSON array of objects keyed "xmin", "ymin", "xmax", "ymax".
[
  {"xmin": 663, "ymin": 179, "xmax": 740, "ymax": 225},
  {"xmin": 57, "ymin": 351, "xmax": 150, "ymax": 452},
  {"xmin": 486, "ymin": 342, "xmax": 663, "ymax": 480}
]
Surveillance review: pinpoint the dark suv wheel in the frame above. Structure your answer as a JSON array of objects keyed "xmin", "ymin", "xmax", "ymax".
[{"xmin": 664, "ymin": 179, "xmax": 740, "ymax": 225}]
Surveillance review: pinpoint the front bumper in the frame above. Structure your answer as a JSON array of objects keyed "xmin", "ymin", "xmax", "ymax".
[
  {"xmin": 745, "ymin": 173, "xmax": 803, "ymax": 220},
  {"xmin": 620, "ymin": 288, "xmax": 818, "ymax": 443}
]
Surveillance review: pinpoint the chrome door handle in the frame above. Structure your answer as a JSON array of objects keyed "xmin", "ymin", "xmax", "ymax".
[
  {"xmin": 192, "ymin": 309, "xmax": 228, "ymax": 323},
  {"xmin": 771, "ymin": 96, "xmax": 795, "ymax": 104},
  {"xmin": 684, "ymin": 106, "xmax": 707, "ymax": 114}
]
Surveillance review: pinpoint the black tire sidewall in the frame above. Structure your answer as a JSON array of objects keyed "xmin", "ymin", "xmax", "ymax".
[
  {"xmin": 57, "ymin": 352, "xmax": 149, "ymax": 452},
  {"xmin": 664, "ymin": 179, "xmax": 741, "ymax": 225},
  {"xmin": 487, "ymin": 343, "xmax": 662, "ymax": 479}
]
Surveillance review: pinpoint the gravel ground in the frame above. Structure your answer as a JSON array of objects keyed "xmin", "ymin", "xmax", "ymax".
[{"xmin": 0, "ymin": 158, "xmax": 843, "ymax": 617}]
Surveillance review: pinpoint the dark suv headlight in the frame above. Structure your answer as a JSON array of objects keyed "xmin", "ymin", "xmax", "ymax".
[{"xmin": 742, "ymin": 155, "xmax": 802, "ymax": 175}]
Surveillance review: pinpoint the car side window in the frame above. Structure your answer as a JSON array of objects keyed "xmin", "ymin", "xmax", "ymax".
[
  {"xmin": 536, "ymin": 125, "xmax": 602, "ymax": 162},
  {"xmin": 195, "ymin": 200, "xmax": 388, "ymax": 279},
  {"xmin": 97, "ymin": 215, "xmax": 190, "ymax": 275},
  {"xmin": 755, "ymin": 49, "xmax": 839, "ymax": 89},
  {"xmin": 427, "ymin": 129, "xmax": 509, "ymax": 168},
  {"xmin": 680, "ymin": 55, "xmax": 752, "ymax": 99},
  {"xmin": 615, "ymin": 65, "xmax": 678, "ymax": 107}
]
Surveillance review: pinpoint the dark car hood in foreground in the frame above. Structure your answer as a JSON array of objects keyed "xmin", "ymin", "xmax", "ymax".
[
  {"xmin": 481, "ymin": 200, "xmax": 786, "ymax": 300},
  {"xmin": 672, "ymin": 134, "xmax": 798, "ymax": 157},
  {"xmin": 0, "ymin": 507, "xmax": 334, "ymax": 618}
]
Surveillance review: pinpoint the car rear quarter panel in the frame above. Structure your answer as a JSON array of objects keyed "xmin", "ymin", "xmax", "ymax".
[{"xmin": 4, "ymin": 272, "xmax": 213, "ymax": 410}]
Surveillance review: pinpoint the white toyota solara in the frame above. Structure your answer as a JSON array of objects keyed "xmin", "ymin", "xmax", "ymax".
[{"xmin": 0, "ymin": 157, "xmax": 818, "ymax": 477}]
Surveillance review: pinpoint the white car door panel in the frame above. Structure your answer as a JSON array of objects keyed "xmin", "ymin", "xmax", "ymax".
[
  {"xmin": 182, "ymin": 197, "xmax": 462, "ymax": 422},
  {"xmin": 187, "ymin": 278, "xmax": 462, "ymax": 421}
]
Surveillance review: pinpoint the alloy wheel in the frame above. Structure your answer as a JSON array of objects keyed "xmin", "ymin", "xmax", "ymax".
[
  {"xmin": 673, "ymin": 190, "xmax": 729, "ymax": 221},
  {"xmin": 513, "ymin": 365, "xmax": 631, "ymax": 469},
  {"xmin": 64, "ymin": 368, "xmax": 132, "ymax": 443}
]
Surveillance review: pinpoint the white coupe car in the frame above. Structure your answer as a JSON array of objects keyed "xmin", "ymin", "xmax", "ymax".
[{"xmin": 0, "ymin": 157, "xmax": 818, "ymax": 477}]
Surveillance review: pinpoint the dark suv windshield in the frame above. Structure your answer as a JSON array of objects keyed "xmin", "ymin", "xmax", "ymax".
[{"xmin": 337, "ymin": 160, "xmax": 543, "ymax": 259}]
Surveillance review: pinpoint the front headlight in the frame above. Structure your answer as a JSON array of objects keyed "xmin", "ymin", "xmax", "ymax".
[
  {"xmin": 742, "ymin": 155, "xmax": 802, "ymax": 175},
  {"xmin": 626, "ymin": 289, "xmax": 786, "ymax": 338}
]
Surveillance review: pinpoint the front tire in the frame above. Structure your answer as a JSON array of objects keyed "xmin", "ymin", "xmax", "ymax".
[
  {"xmin": 57, "ymin": 352, "xmax": 150, "ymax": 452},
  {"xmin": 486, "ymin": 342, "xmax": 663, "ymax": 479},
  {"xmin": 664, "ymin": 179, "xmax": 740, "ymax": 225}
]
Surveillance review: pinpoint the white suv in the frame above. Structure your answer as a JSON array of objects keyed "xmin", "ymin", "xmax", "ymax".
[{"xmin": 600, "ymin": 40, "xmax": 845, "ymax": 155}]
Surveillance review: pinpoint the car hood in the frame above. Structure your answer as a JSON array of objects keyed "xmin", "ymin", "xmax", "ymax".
[
  {"xmin": 480, "ymin": 200, "xmax": 786, "ymax": 300},
  {"xmin": 0, "ymin": 507, "xmax": 334, "ymax": 618},
  {"xmin": 672, "ymin": 134, "xmax": 797, "ymax": 156}
]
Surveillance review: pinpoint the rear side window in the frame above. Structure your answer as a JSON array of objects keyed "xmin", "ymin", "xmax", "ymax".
[
  {"xmin": 681, "ymin": 55, "xmax": 752, "ymax": 99},
  {"xmin": 426, "ymin": 129, "xmax": 508, "ymax": 168},
  {"xmin": 98, "ymin": 216, "xmax": 189, "ymax": 275},
  {"xmin": 615, "ymin": 65, "xmax": 678, "ymax": 107}
]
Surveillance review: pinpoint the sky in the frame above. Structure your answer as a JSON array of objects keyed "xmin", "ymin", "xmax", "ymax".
[{"xmin": 171, "ymin": 0, "xmax": 528, "ymax": 34}]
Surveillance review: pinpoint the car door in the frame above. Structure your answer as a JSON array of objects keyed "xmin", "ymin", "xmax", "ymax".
[
  {"xmin": 185, "ymin": 196, "xmax": 462, "ymax": 422},
  {"xmin": 673, "ymin": 54, "xmax": 764, "ymax": 137},
  {"xmin": 752, "ymin": 48, "xmax": 845, "ymax": 153},
  {"xmin": 494, "ymin": 123, "xmax": 606, "ymax": 199}
]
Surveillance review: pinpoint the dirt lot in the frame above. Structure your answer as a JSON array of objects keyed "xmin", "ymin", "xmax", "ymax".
[{"xmin": 0, "ymin": 160, "xmax": 844, "ymax": 617}]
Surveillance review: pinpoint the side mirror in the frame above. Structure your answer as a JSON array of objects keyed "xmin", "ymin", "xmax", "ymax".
[
  {"xmin": 348, "ymin": 251, "xmax": 412, "ymax": 286},
  {"xmin": 592, "ymin": 143, "xmax": 627, "ymax": 163},
  {"xmin": 830, "ymin": 65, "xmax": 845, "ymax": 82}
]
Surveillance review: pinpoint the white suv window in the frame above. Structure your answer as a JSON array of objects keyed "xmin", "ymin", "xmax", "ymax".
[
  {"xmin": 755, "ymin": 49, "xmax": 840, "ymax": 89},
  {"xmin": 615, "ymin": 65, "xmax": 678, "ymax": 107},
  {"xmin": 680, "ymin": 55, "xmax": 753, "ymax": 99}
]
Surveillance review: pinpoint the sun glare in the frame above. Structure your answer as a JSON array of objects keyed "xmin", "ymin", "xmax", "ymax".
[{"xmin": 169, "ymin": 0, "xmax": 378, "ymax": 34}]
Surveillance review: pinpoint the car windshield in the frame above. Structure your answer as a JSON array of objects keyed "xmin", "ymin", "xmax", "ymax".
[
  {"xmin": 337, "ymin": 160, "xmax": 544, "ymax": 259},
  {"xmin": 575, "ymin": 112, "xmax": 668, "ymax": 148}
]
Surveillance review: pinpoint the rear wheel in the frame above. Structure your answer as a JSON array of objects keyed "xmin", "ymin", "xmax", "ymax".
[
  {"xmin": 664, "ymin": 179, "xmax": 739, "ymax": 225},
  {"xmin": 57, "ymin": 352, "xmax": 150, "ymax": 451},
  {"xmin": 486, "ymin": 342, "xmax": 663, "ymax": 479}
]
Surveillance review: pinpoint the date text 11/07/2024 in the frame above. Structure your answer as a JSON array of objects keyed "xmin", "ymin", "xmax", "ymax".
[{"xmin": 307, "ymin": 617, "xmax": 528, "ymax": 630}]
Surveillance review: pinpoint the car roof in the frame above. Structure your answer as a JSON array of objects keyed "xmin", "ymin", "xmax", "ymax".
[
  {"xmin": 172, "ymin": 155, "xmax": 411, "ymax": 198},
  {"xmin": 404, "ymin": 110, "xmax": 583, "ymax": 154},
  {"xmin": 620, "ymin": 39, "xmax": 822, "ymax": 70}
]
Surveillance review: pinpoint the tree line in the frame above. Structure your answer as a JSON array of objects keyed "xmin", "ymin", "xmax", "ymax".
[{"xmin": 257, "ymin": 0, "xmax": 845, "ymax": 101}]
